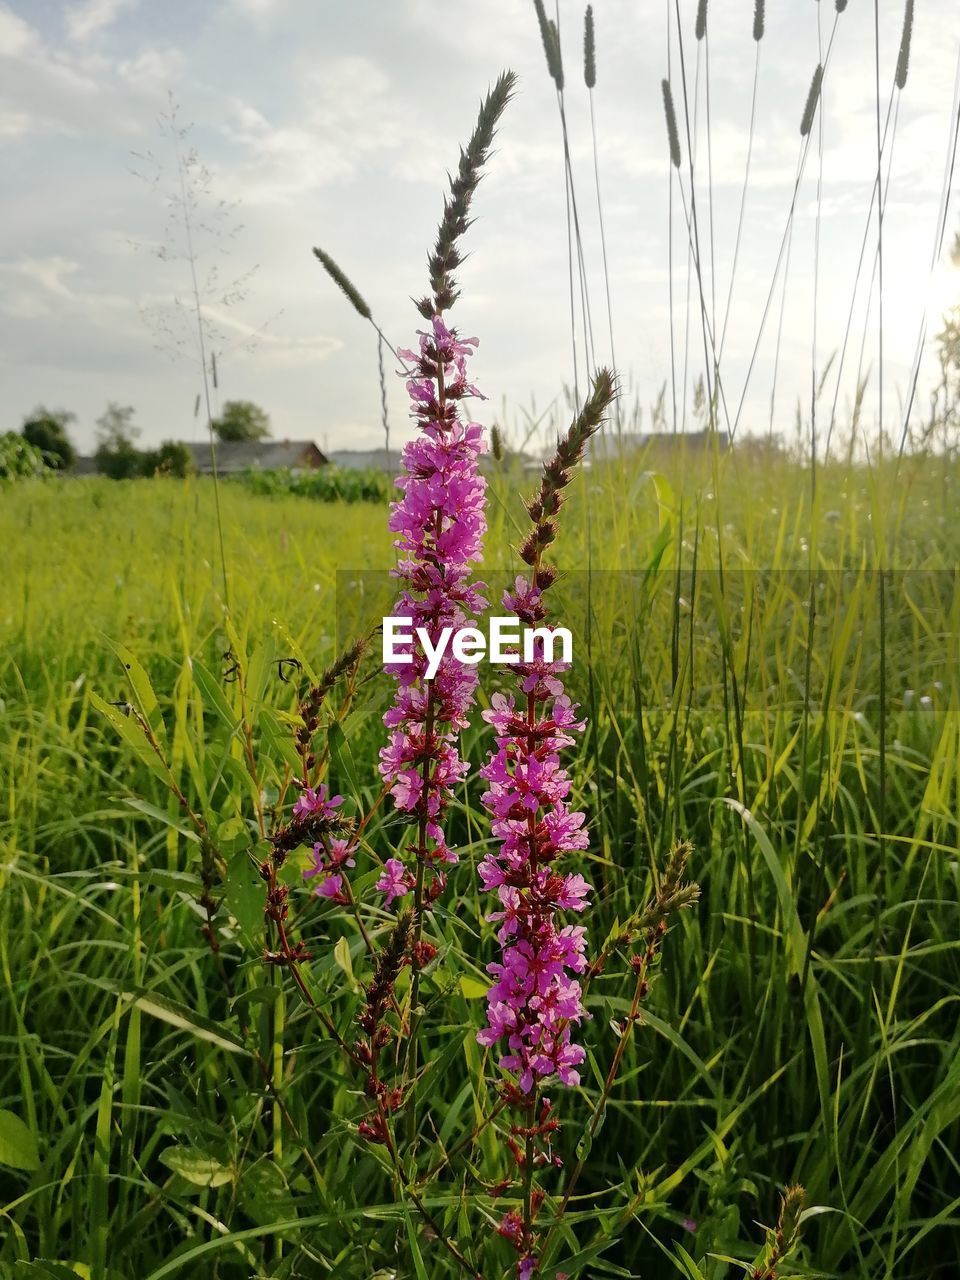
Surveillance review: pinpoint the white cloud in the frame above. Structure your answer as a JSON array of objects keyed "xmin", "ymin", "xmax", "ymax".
[
  {"xmin": 0, "ymin": 4, "xmax": 40, "ymax": 56},
  {"xmin": 66, "ymin": 0, "xmax": 139, "ymax": 42},
  {"xmin": 9, "ymin": 255, "xmax": 82, "ymax": 298},
  {"xmin": 230, "ymin": 0, "xmax": 285, "ymax": 16},
  {"xmin": 117, "ymin": 46, "xmax": 184, "ymax": 91}
]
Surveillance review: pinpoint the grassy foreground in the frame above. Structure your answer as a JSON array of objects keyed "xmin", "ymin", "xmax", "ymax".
[{"xmin": 1, "ymin": 446, "xmax": 958, "ymax": 1278}]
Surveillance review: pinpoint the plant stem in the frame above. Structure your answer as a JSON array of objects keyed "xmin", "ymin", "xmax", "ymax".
[
  {"xmin": 546, "ymin": 958, "xmax": 649, "ymax": 1254},
  {"xmin": 403, "ymin": 345, "xmax": 448, "ymax": 1144}
]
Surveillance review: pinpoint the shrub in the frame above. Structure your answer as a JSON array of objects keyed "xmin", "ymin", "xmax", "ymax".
[
  {"xmin": 140, "ymin": 440, "xmax": 195, "ymax": 478},
  {"xmin": 0, "ymin": 431, "xmax": 46, "ymax": 482},
  {"xmin": 21, "ymin": 408, "xmax": 77, "ymax": 470},
  {"xmin": 94, "ymin": 438, "xmax": 143, "ymax": 479},
  {"xmin": 236, "ymin": 464, "xmax": 391, "ymax": 502}
]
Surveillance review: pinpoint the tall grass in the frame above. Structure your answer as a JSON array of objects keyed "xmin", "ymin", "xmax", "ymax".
[
  {"xmin": 2, "ymin": 442, "xmax": 959, "ymax": 1276},
  {"xmin": 3, "ymin": 0, "xmax": 960, "ymax": 1274}
]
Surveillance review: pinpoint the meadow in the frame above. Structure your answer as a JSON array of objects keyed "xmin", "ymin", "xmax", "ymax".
[
  {"xmin": 1, "ymin": 438, "xmax": 958, "ymax": 1278},
  {"xmin": 3, "ymin": 0, "xmax": 960, "ymax": 1273}
]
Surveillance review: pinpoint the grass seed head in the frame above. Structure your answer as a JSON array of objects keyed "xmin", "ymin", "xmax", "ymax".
[
  {"xmin": 662, "ymin": 79, "xmax": 682, "ymax": 168},
  {"xmin": 584, "ymin": 4, "xmax": 596, "ymax": 88},
  {"xmin": 800, "ymin": 63, "xmax": 823, "ymax": 137},
  {"xmin": 533, "ymin": 0, "xmax": 565, "ymax": 90},
  {"xmin": 312, "ymin": 248, "xmax": 371, "ymax": 321},
  {"xmin": 417, "ymin": 70, "xmax": 517, "ymax": 318},
  {"xmin": 896, "ymin": 0, "xmax": 914, "ymax": 90},
  {"xmin": 753, "ymin": 0, "xmax": 765, "ymax": 42}
]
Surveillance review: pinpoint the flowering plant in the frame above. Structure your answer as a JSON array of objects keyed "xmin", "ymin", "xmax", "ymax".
[{"xmin": 96, "ymin": 68, "xmax": 811, "ymax": 1280}]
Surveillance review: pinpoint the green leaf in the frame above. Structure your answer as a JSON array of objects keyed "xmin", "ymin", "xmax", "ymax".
[
  {"xmin": 123, "ymin": 797, "xmax": 199, "ymax": 842},
  {"xmin": 192, "ymin": 659, "xmax": 240, "ymax": 731},
  {"xmin": 13, "ymin": 1263, "xmax": 87, "ymax": 1279},
  {"xmin": 334, "ymin": 934, "xmax": 355, "ymax": 986},
  {"xmin": 541, "ymin": 1238, "xmax": 620, "ymax": 1277},
  {"xmin": 160, "ymin": 1145, "xmax": 233, "ymax": 1188},
  {"xmin": 722, "ymin": 799, "xmax": 804, "ymax": 974},
  {"xmin": 459, "ymin": 976, "xmax": 487, "ymax": 1000},
  {"xmin": 673, "ymin": 1244, "xmax": 707, "ymax": 1279},
  {"xmin": 230, "ymin": 984, "xmax": 280, "ymax": 1012},
  {"xmin": 0, "ymin": 1108, "xmax": 39, "ymax": 1171},
  {"xmin": 90, "ymin": 981, "xmax": 247, "ymax": 1055},
  {"xmin": 109, "ymin": 639, "xmax": 165, "ymax": 742},
  {"xmin": 328, "ymin": 721, "xmax": 361, "ymax": 798},
  {"xmin": 224, "ymin": 853, "xmax": 264, "ymax": 947},
  {"xmin": 90, "ymin": 691, "xmax": 169, "ymax": 786},
  {"xmin": 402, "ymin": 1204, "xmax": 429, "ymax": 1280},
  {"xmin": 575, "ymin": 1127, "xmax": 593, "ymax": 1163}
]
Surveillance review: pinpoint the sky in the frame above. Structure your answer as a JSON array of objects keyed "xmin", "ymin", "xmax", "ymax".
[{"xmin": 1, "ymin": 0, "xmax": 959, "ymax": 456}]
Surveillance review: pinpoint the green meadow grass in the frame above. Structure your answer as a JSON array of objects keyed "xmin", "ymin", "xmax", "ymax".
[{"xmin": 1, "ymin": 447, "xmax": 958, "ymax": 1278}]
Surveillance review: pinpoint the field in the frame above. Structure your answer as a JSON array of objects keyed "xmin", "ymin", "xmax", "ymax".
[{"xmin": 2, "ymin": 443, "xmax": 958, "ymax": 1279}]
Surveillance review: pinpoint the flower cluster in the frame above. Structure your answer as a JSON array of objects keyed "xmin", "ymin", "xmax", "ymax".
[
  {"xmin": 293, "ymin": 785, "xmax": 356, "ymax": 904},
  {"xmin": 476, "ymin": 575, "xmax": 591, "ymax": 1094},
  {"xmin": 377, "ymin": 315, "xmax": 488, "ymax": 902}
]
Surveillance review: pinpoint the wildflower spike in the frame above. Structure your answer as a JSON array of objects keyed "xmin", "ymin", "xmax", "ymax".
[
  {"xmin": 477, "ymin": 369, "xmax": 617, "ymax": 1095},
  {"xmin": 417, "ymin": 70, "xmax": 517, "ymax": 319},
  {"xmin": 751, "ymin": 1185, "xmax": 808, "ymax": 1279},
  {"xmin": 378, "ymin": 318, "xmax": 489, "ymax": 894}
]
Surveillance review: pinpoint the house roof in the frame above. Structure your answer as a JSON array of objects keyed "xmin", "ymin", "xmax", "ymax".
[
  {"xmin": 587, "ymin": 428, "xmax": 729, "ymax": 460},
  {"xmin": 328, "ymin": 448, "xmax": 395, "ymax": 471},
  {"xmin": 186, "ymin": 439, "xmax": 327, "ymax": 472}
]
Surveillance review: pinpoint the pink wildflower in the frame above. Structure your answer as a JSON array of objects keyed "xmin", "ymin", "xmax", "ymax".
[
  {"xmin": 293, "ymin": 784, "xmax": 344, "ymax": 821},
  {"xmin": 476, "ymin": 580, "xmax": 592, "ymax": 1093},
  {"xmin": 378, "ymin": 315, "xmax": 487, "ymax": 897},
  {"xmin": 303, "ymin": 833, "xmax": 356, "ymax": 904},
  {"xmin": 375, "ymin": 858, "xmax": 415, "ymax": 909}
]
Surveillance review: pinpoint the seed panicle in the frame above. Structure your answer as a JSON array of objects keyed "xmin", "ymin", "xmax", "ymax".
[
  {"xmin": 753, "ymin": 0, "xmax": 765, "ymax": 42},
  {"xmin": 896, "ymin": 0, "xmax": 914, "ymax": 91},
  {"xmin": 533, "ymin": 0, "xmax": 565, "ymax": 90},
  {"xmin": 662, "ymin": 79, "xmax": 682, "ymax": 168},
  {"xmin": 695, "ymin": 0, "xmax": 708, "ymax": 42},
  {"xmin": 312, "ymin": 248, "xmax": 371, "ymax": 320},
  {"xmin": 800, "ymin": 64, "xmax": 823, "ymax": 138},
  {"xmin": 583, "ymin": 4, "xmax": 596, "ymax": 89},
  {"xmin": 416, "ymin": 70, "xmax": 517, "ymax": 319}
]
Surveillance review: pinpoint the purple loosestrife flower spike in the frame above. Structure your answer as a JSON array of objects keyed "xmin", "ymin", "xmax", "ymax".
[
  {"xmin": 379, "ymin": 73, "xmax": 515, "ymax": 917},
  {"xmin": 377, "ymin": 316, "xmax": 489, "ymax": 901},
  {"xmin": 477, "ymin": 371, "xmax": 615, "ymax": 1094}
]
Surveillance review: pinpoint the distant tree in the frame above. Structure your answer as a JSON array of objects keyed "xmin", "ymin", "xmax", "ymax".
[
  {"xmin": 211, "ymin": 400, "xmax": 271, "ymax": 442},
  {"xmin": 94, "ymin": 402, "xmax": 142, "ymax": 479},
  {"xmin": 140, "ymin": 440, "xmax": 194, "ymax": 478},
  {"xmin": 22, "ymin": 407, "xmax": 77, "ymax": 470}
]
